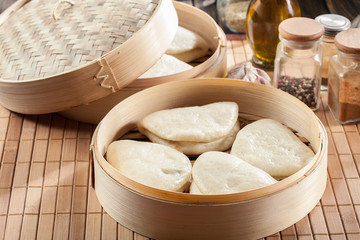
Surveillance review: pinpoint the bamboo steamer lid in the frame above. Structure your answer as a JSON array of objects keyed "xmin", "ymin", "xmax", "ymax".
[
  {"xmin": 279, "ymin": 17, "xmax": 325, "ymax": 41},
  {"xmin": 0, "ymin": 0, "xmax": 178, "ymax": 114},
  {"xmin": 335, "ymin": 28, "xmax": 360, "ymax": 54}
]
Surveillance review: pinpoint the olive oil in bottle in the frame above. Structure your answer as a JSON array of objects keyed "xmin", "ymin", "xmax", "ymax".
[{"xmin": 245, "ymin": 0, "xmax": 301, "ymax": 69}]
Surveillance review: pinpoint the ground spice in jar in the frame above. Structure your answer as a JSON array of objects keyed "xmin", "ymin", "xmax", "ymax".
[
  {"xmin": 277, "ymin": 75, "xmax": 317, "ymax": 109},
  {"xmin": 315, "ymin": 14, "xmax": 351, "ymax": 89},
  {"xmin": 328, "ymin": 73, "xmax": 360, "ymax": 123},
  {"xmin": 327, "ymin": 28, "xmax": 360, "ymax": 124}
]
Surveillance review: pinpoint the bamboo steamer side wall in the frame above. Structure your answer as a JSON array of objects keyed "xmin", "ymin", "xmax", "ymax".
[
  {"xmin": 91, "ymin": 78, "xmax": 328, "ymax": 240},
  {"xmin": 93, "ymin": 150, "xmax": 327, "ymax": 240}
]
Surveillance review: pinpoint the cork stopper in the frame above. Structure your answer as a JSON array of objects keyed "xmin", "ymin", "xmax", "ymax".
[
  {"xmin": 335, "ymin": 28, "xmax": 360, "ymax": 54},
  {"xmin": 279, "ymin": 17, "xmax": 325, "ymax": 41}
]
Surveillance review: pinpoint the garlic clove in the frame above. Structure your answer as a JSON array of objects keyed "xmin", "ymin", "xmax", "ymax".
[{"xmin": 226, "ymin": 61, "xmax": 271, "ymax": 86}]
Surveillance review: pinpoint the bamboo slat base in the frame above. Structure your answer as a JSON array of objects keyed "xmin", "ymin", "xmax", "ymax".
[{"xmin": 0, "ymin": 35, "xmax": 359, "ymax": 240}]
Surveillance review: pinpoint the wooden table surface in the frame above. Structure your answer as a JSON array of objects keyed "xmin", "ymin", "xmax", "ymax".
[{"xmin": 0, "ymin": 34, "xmax": 359, "ymax": 240}]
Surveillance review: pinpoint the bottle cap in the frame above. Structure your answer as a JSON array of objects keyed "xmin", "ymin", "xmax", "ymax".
[
  {"xmin": 335, "ymin": 28, "xmax": 360, "ymax": 54},
  {"xmin": 315, "ymin": 14, "xmax": 351, "ymax": 37},
  {"xmin": 279, "ymin": 17, "xmax": 324, "ymax": 41}
]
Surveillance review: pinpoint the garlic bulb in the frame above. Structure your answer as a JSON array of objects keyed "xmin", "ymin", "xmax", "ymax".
[{"xmin": 226, "ymin": 62, "xmax": 271, "ymax": 86}]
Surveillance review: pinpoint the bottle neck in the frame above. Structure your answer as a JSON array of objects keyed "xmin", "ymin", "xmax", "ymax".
[
  {"xmin": 322, "ymin": 34, "xmax": 335, "ymax": 44},
  {"xmin": 280, "ymin": 36, "xmax": 322, "ymax": 57}
]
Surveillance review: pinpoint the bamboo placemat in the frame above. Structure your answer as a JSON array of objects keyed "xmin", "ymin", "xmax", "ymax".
[{"xmin": 0, "ymin": 35, "xmax": 359, "ymax": 240}]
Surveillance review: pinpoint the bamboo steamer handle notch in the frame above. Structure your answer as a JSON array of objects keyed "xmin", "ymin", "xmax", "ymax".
[
  {"xmin": 94, "ymin": 59, "xmax": 119, "ymax": 93},
  {"xmin": 214, "ymin": 36, "xmax": 226, "ymax": 48},
  {"xmin": 52, "ymin": 0, "xmax": 75, "ymax": 21}
]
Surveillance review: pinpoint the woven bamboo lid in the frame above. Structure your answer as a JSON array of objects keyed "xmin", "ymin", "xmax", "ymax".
[
  {"xmin": 0, "ymin": 0, "xmax": 175, "ymax": 81},
  {"xmin": 0, "ymin": 0, "xmax": 178, "ymax": 114},
  {"xmin": 279, "ymin": 17, "xmax": 324, "ymax": 41}
]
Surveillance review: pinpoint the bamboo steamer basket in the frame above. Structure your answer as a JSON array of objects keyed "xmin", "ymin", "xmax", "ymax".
[
  {"xmin": 59, "ymin": 1, "xmax": 227, "ymax": 124},
  {"xmin": 0, "ymin": 0, "xmax": 227, "ymax": 124},
  {"xmin": 0, "ymin": 0, "xmax": 178, "ymax": 113},
  {"xmin": 91, "ymin": 78, "xmax": 328, "ymax": 240}
]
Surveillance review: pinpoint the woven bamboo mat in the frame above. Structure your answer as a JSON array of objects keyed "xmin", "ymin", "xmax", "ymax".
[{"xmin": 0, "ymin": 35, "xmax": 359, "ymax": 240}]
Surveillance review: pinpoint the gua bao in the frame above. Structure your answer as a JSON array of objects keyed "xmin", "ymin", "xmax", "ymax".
[
  {"xmin": 138, "ymin": 102, "xmax": 240, "ymax": 155},
  {"xmin": 190, "ymin": 151, "xmax": 277, "ymax": 194},
  {"xmin": 106, "ymin": 140, "xmax": 192, "ymax": 192},
  {"xmin": 139, "ymin": 54, "xmax": 192, "ymax": 78},
  {"xmin": 230, "ymin": 119, "xmax": 315, "ymax": 178},
  {"xmin": 165, "ymin": 26, "xmax": 208, "ymax": 63}
]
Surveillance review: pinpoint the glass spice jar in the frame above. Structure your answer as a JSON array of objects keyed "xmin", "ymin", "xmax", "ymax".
[
  {"xmin": 315, "ymin": 14, "xmax": 351, "ymax": 90},
  {"xmin": 274, "ymin": 17, "xmax": 324, "ymax": 111},
  {"xmin": 245, "ymin": 0, "xmax": 301, "ymax": 69},
  {"xmin": 217, "ymin": 0, "xmax": 250, "ymax": 33},
  {"xmin": 328, "ymin": 28, "xmax": 360, "ymax": 124}
]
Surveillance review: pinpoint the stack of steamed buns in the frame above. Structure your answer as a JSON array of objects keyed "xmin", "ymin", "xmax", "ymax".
[{"xmin": 106, "ymin": 102, "xmax": 315, "ymax": 195}]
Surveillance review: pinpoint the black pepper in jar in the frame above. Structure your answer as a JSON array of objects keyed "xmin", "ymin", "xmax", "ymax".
[
  {"xmin": 277, "ymin": 75, "xmax": 318, "ymax": 109},
  {"xmin": 273, "ymin": 17, "xmax": 324, "ymax": 111}
]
